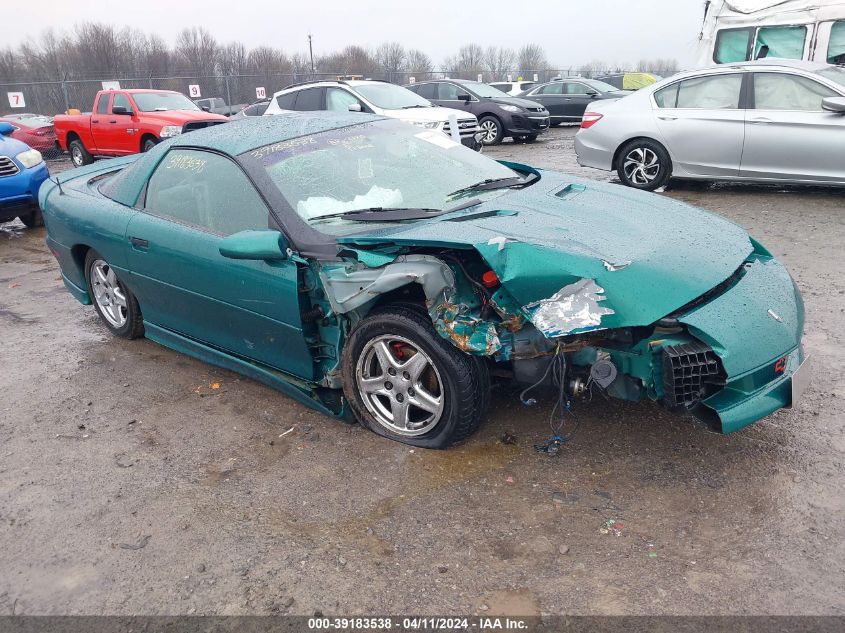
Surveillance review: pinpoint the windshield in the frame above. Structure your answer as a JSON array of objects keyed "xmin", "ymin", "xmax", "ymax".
[
  {"xmin": 585, "ymin": 79, "xmax": 620, "ymax": 92},
  {"xmin": 133, "ymin": 92, "xmax": 201, "ymax": 113},
  {"xmin": 245, "ymin": 120, "xmax": 519, "ymax": 236},
  {"xmin": 818, "ymin": 66, "xmax": 845, "ymax": 90},
  {"xmin": 464, "ymin": 82, "xmax": 513, "ymax": 99},
  {"xmin": 354, "ymin": 83, "xmax": 432, "ymax": 109}
]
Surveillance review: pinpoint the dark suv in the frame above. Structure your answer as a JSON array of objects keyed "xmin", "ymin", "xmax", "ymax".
[{"xmin": 405, "ymin": 79, "xmax": 549, "ymax": 145}]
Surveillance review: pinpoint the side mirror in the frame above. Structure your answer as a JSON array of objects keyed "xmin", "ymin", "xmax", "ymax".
[
  {"xmin": 219, "ymin": 230, "xmax": 289, "ymax": 260},
  {"xmin": 112, "ymin": 105, "xmax": 133, "ymax": 115},
  {"xmin": 0, "ymin": 122, "xmax": 14, "ymax": 135},
  {"xmin": 201, "ymin": 105, "xmax": 211, "ymax": 112},
  {"xmin": 347, "ymin": 103, "xmax": 362, "ymax": 112},
  {"xmin": 822, "ymin": 96, "xmax": 845, "ymax": 113},
  {"xmin": 458, "ymin": 94, "xmax": 471, "ymax": 102},
  {"xmin": 587, "ymin": 90, "xmax": 600, "ymax": 98}
]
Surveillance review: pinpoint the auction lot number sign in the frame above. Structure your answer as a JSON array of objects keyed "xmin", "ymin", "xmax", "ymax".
[
  {"xmin": 256, "ymin": 87, "xmax": 266, "ymax": 99},
  {"xmin": 188, "ymin": 84, "xmax": 201, "ymax": 98},
  {"xmin": 7, "ymin": 92, "xmax": 25, "ymax": 108}
]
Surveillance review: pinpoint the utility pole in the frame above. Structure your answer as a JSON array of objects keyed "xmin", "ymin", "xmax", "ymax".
[{"xmin": 308, "ymin": 34, "xmax": 315, "ymax": 76}]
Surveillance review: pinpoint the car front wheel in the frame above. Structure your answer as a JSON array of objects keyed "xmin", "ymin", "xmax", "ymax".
[
  {"xmin": 84, "ymin": 250, "xmax": 144, "ymax": 339},
  {"xmin": 478, "ymin": 116, "xmax": 504, "ymax": 146},
  {"xmin": 616, "ymin": 139, "xmax": 672, "ymax": 191},
  {"xmin": 342, "ymin": 305, "xmax": 488, "ymax": 448}
]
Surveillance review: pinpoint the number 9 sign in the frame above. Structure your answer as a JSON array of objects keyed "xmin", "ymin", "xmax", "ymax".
[{"xmin": 188, "ymin": 84, "xmax": 201, "ymax": 98}]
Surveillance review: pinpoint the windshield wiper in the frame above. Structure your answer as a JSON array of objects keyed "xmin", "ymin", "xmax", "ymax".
[
  {"xmin": 400, "ymin": 104, "xmax": 432, "ymax": 109},
  {"xmin": 447, "ymin": 173, "xmax": 538, "ymax": 199},
  {"xmin": 312, "ymin": 200, "xmax": 483, "ymax": 224}
]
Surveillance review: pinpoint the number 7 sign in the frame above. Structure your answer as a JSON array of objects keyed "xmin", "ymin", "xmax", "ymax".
[{"xmin": 7, "ymin": 92, "xmax": 25, "ymax": 108}]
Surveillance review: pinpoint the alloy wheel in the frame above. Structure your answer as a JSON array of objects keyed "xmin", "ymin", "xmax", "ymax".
[
  {"xmin": 71, "ymin": 145, "xmax": 83, "ymax": 166},
  {"xmin": 90, "ymin": 259, "xmax": 128, "ymax": 328},
  {"xmin": 355, "ymin": 335, "xmax": 444, "ymax": 436},
  {"xmin": 480, "ymin": 120, "xmax": 499, "ymax": 144},
  {"xmin": 623, "ymin": 147, "xmax": 660, "ymax": 185}
]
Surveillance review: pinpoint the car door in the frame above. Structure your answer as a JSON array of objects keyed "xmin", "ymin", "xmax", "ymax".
[
  {"xmin": 90, "ymin": 92, "xmax": 112, "ymax": 152},
  {"xmin": 563, "ymin": 82, "xmax": 599, "ymax": 119},
  {"xmin": 530, "ymin": 82, "xmax": 567, "ymax": 120},
  {"xmin": 651, "ymin": 72, "xmax": 746, "ymax": 177},
  {"xmin": 435, "ymin": 82, "xmax": 474, "ymax": 113},
  {"xmin": 124, "ymin": 148, "xmax": 315, "ymax": 380},
  {"xmin": 739, "ymin": 71, "xmax": 845, "ymax": 183},
  {"xmin": 106, "ymin": 92, "xmax": 138, "ymax": 155}
]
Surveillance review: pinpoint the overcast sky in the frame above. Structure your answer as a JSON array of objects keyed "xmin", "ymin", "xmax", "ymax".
[{"xmin": 7, "ymin": 0, "xmax": 707, "ymax": 68}]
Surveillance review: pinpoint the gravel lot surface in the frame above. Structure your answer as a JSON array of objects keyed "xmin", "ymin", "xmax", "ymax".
[{"xmin": 1, "ymin": 127, "xmax": 843, "ymax": 616}]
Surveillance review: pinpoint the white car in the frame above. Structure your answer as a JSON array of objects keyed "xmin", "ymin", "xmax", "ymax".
[
  {"xmin": 265, "ymin": 80, "xmax": 482, "ymax": 150},
  {"xmin": 488, "ymin": 81, "xmax": 537, "ymax": 96}
]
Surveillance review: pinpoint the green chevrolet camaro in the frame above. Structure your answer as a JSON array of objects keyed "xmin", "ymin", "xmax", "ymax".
[{"xmin": 40, "ymin": 113, "xmax": 809, "ymax": 448}]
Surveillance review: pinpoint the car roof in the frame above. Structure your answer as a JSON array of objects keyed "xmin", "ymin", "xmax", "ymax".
[{"xmin": 169, "ymin": 111, "xmax": 388, "ymax": 155}]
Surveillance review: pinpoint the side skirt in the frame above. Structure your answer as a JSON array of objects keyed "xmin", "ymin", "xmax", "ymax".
[{"xmin": 143, "ymin": 322, "xmax": 349, "ymax": 421}]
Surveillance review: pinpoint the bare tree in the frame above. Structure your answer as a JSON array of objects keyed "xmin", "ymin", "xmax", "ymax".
[
  {"xmin": 175, "ymin": 27, "xmax": 219, "ymax": 76},
  {"xmin": 636, "ymin": 58, "xmax": 680, "ymax": 75},
  {"xmin": 406, "ymin": 49, "xmax": 433, "ymax": 76},
  {"xmin": 443, "ymin": 44, "xmax": 484, "ymax": 78},
  {"xmin": 145, "ymin": 34, "xmax": 172, "ymax": 77},
  {"xmin": 483, "ymin": 46, "xmax": 515, "ymax": 81},
  {"xmin": 516, "ymin": 44, "xmax": 548, "ymax": 78},
  {"xmin": 376, "ymin": 42, "xmax": 406, "ymax": 83}
]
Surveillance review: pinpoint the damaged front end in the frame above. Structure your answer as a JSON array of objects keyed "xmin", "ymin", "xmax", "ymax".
[{"xmin": 309, "ymin": 229, "xmax": 805, "ymax": 435}]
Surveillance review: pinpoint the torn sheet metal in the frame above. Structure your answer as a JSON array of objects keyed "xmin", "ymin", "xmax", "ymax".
[
  {"xmin": 431, "ymin": 301, "xmax": 503, "ymax": 356},
  {"xmin": 602, "ymin": 259, "xmax": 631, "ymax": 272},
  {"xmin": 522, "ymin": 279, "xmax": 615, "ymax": 337},
  {"xmin": 318, "ymin": 255, "xmax": 455, "ymax": 315}
]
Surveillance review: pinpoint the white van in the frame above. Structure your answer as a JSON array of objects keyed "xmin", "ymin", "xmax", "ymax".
[{"xmin": 696, "ymin": 0, "xmax": 845, "ymax": 66}]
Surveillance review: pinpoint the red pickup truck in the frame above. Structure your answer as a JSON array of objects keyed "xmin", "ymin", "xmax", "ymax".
[{"xmin": 55, "ymin": 89, "xmax": 228, "ymax": 167}]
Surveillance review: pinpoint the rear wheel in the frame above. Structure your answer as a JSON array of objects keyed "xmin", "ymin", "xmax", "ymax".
[
  {"xmin": 68, "ymin": 139, "xmax": 93, "ymax": 167},
  {"xmin": 84, "ymin": 250, "xmax": 144, "ymax": 339},
  {"xmin": 342, "ymin": 305, "xmax": 488, "ymax": 448},
  {"xmin": 615, "ymin": 139, "xmax": 672, "ymax": 191}
]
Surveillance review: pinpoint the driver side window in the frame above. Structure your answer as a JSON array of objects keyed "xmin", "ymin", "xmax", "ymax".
[
  {"xmin": 438, "ymin": 83, "xmax": 470, "ymax": 100},
  {"xmin": 145, "ymin": 150, "xmax": 270, "ymax": 236}
]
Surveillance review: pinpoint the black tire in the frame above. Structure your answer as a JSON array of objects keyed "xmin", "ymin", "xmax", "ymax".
[
  {"xmin": 521, "ymin": 134, "xmax": 538, "ymax": 143},
  {"xmin": 478, "ymin": 115, "xmax": 504, "ymax": 146},
  {"xmin": 615, "ymin": 138, "xmax": 672, "ymax": 192},
  {"xmin": 142, "ymin": 137, "xmax": 158, "ymax": 153},
  {"xmin": 19, "ymin": 207, "xmax": 43, "ymax": 228},
  {"xmin": 68, "ymin": 139, "xmax": 93, "ymax": 167},
  {"xmin": 84, "ymin": 250, "xmax": 144, "ymax": 339},
  {"xmin": 342, "ymin": 305, "xmax": 488, "ymax": 449}
]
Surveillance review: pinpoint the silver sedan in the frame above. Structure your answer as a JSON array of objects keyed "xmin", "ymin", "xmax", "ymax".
[{"xmin": 574, "ymin": 60, "xmax": 845, "ymax": 190}]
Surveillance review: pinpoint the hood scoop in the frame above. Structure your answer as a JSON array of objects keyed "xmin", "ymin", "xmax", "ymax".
[{"xmin": 555, "ymin": 183, "xmax": 587, "ymax": 200}]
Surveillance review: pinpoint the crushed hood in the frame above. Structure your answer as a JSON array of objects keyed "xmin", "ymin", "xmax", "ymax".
[{"xmin": 338, "ymin": 171, "xmax": 754, "ymax": 334}]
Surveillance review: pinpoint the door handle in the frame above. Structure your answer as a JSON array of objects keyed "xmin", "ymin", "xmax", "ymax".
[
  {"xmin": 658, "ymin": 115, "xmax": 677, "ymax": 121},
  {"xmin": 130, "ymin": 236, "xmax": 149, "ymax": 249},
  {"xmin": 749, "ymin": 117, "xmax": 772, "ymax": 124},
  {"xmin": 92, "ymin": 119, "xmax": 99, "ymax": 123},
  {"xmin": 109, "ymin": 119, "xmax": 117, "ymax": 124}
]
